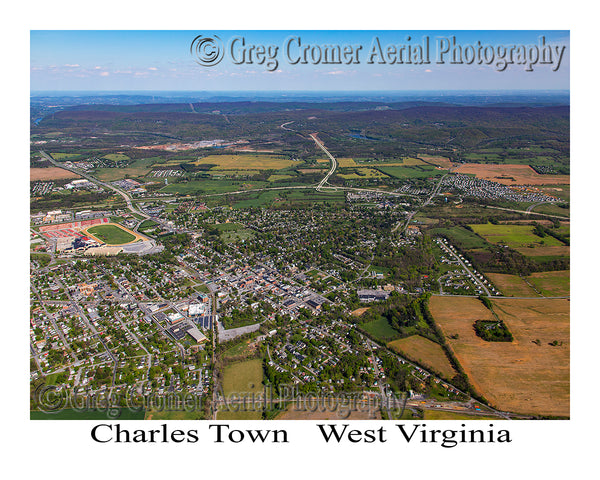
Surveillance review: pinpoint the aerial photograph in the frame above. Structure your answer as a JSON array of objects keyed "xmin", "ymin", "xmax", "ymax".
[{"xmin": 29, "ymin": 30, "xmax": 570, "ymax": 422}]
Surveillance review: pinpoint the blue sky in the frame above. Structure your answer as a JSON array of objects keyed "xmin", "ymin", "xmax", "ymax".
[{"xmin": 30, "ymin": 30, "xmax": 569, "ymax": 91}]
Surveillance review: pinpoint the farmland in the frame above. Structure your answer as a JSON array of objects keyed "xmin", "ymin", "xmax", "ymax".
[
  {"xmin": 30, "ymin": 167, "xmax": 81, "ymax": 181},
  {"xmin": 337, "ymin": 168, "xmax": 389, "ymax": 179},
  {"xmin": 194, "ymin": 154, "xmax": 297, "ymax": 170},
  {"xmin": 387, "ymin": 335, "xmax": 456, "ymax": 380},
  {"xmin": 93, "ymin": 157, "xmax": 159, "ymax": 181},
  {"xmin": 484, "ymin": 273, "xmax": 539, "ymax": 297},
  {"xmin": 429, "ymin": 296, "xmax": 569, "ymax": 417},
  {"xmin": 527, "ymin": 270, "xmax": 570, "ymax": 296},
  {"xmin": 454, "ymin": 163, "xmax": 570, "ymax": 185},
  {"xmin": 469, "ymin": 223, "xmax": 565, "ymax": 248},
  {"xmin": 378, "ymin": 164, "xmax": 444, "ymax": 179}
]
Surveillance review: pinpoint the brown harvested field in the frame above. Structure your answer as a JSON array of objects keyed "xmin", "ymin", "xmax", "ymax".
[
  {"xmin": 420, "ymin": 155, "xmax": 454, "ymax": 169},
  {"xmin": 388, "ymin": 335, "xmax": 456, "ymax": 380},
  {"xmin": 428, "ymin": 296, "xmax": 569, "ymax": 417},
  {"xmin": 515, "ymin": 245, "xmax": 570, "ymax": 257},
  {"xmin": 527, "ymin": 270, "xmax": 570, "ymax": 297},
  {"xmin": 485, "ymin": 273, "xmax": 540, "ymax": 297},
  {"xmin": 30, "ymin": 167, "xmax": 81, "ymax": 181},
  {"xmin": 454, "ymin": 163, "xmax": 570, "ymax": 185}
]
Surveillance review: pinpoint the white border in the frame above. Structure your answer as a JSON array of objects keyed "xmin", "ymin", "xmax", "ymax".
[{"xmin": 6, "ymin": 0, "xmax": 598, "ymax": 477}]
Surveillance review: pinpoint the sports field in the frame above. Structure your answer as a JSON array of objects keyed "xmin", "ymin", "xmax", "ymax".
[
  {"xmin": 428, "ymin": 296, "xmax": 569, "ymax": 417},
  {"xmin": 387, "ymin": 335, "xmax": 456, "ymax": 380},
  {"xmin": 194, "ymin": 154, "xmax": 296, "ymax": 170},
  {"xmin": 85, "ymin": 223, "xmax": 139, "ymax": 245}
]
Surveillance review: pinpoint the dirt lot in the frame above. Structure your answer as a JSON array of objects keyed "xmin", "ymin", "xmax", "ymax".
[
  {"xmin": 388, "ymin": 335, "xmax": 456, "ymax": 380},
  {"xmin": 30, "ymin": 167, "xmax": 81, "ymax": 181},
  {"xmin": 429, "ymin": 296, "xmax": 569, "ymax": 417},
  {"xmin": 454, "ymin": 163, "xmax": 570, "ymax": 185},
  {"xmin": 350, "ymin": 307, "xmax": 370, "ymax": 317}
]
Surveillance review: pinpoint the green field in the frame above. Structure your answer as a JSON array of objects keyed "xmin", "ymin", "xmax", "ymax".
[
  {"xmin": 221, "ymin": 229, "xmax": 255, "ymax": 244},
  {"xmin": 31, "ymin": 408, "xmax": 145, "ymax": 420},
  {"xmin": 94, "ymin": 157, "xmax": 160, "ymax": 181},
  {"xmin": 338, "ymin": 168, "xmax": 389, "ymax": 179},
  {"xmin": 87, "ymin": 224, "xmax": 137, "ymax": 245},
  {"xmin": 360, "ymin": 317, "xmax": 400, "ymax": 342},
  {"xmin": 161, "ymin": 179, "xmax": 269, "ymax": 195},
  {"xmin": 50, "ymin": 152, "xmax": 83, "ymax": 160},
  {"xmin": 469, "ymin": 223, "xmax": 565, "ymax": 248},
  {"xmin": 268, "ymin": 174, "xmax": 296, "ymax": 181},
  {"xmin": 194, "ymin": 154, "xmax": 296, "ymax": 170},
  {"xmin": 431, "ymin": 226, "xmax": 490, "ymax": 250},
  {"xmin": 228, "ymin": 188, "xmax": 345, "ymax": 209},
  {"xmin": 527, "ymin": 270, "xmax": 570, "ymax": 297},
  {"xmin": 102, "ymin": 153, "xmax": 130, "ymax": 161},
  {"xmin": 221, "ymin": 358, "xmax": 264, "ymax": 397}
]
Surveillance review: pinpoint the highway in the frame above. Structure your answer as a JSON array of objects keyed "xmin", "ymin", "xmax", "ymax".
[
  {"xmin": 309, "ymin": 134, "xmax": 338, "ymax": 191},
  {"xmin": 39, "ymin": 150, "xmax": 150, "ymax": 221}
]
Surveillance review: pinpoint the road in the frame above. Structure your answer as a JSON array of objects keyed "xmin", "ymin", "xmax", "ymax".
[
  {"xmin": 482, "ymin": 204, "xmax": 569, "ymax": 220},
  {"xmin": 437, "ymin": 238, "xmax": 492, "ymax": 296},
  {"xmin": 39, "ymin": 150, "xmax": 150, "ymax": 220},
  {"xmin": 309, "ymin": 134, "xmax": 338, "ymax": 191}
]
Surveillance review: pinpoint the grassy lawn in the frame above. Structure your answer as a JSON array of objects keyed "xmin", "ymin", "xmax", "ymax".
[
  {"xmin": 161, "ymin": 179, "xmax": 268, "ymax": 195},
  {"xmin": 360, "ymin": 316, "xmax": 401, "ymax": 342},
  {"xmin": 378, "ymin": 165, "xmax": 443, "ymax": 179},
  {"xmin": 221, "ymin": 229, "xmax": 255, "ymax": 244},
  {"xmin": 431, "ymin": 226, "xmax": 490, "ymax": 250},
  {"xmin": 221, "ymin": 358, "xmax": 264, "ymax": 397},
  {"xmin": 86, "ymin": 224, "xmax": 137, "ymax": 245},
  {"xmin": 102, "ymin": 153, "xmax": 130, "ymax": 161},
  {"xmin": 469, "ymin": 223, "xmax": 564, "ymax": 248}
]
